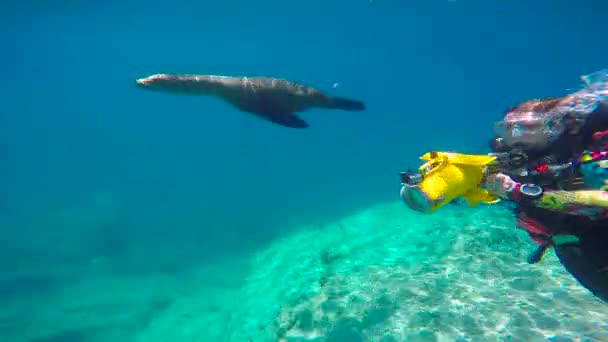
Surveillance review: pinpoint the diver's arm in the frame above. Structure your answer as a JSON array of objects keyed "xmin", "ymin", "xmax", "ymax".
[{"xmin": 485, "ymin": 173, "xmax": 546, "ymax": 208}]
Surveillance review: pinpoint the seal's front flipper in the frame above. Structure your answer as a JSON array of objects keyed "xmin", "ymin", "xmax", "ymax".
[
  {"xmin": 268, "ymin": 113, "xmax": 309, "ymax": 128},
  {"xmin": 325, "ymin": 96, "xmax": 366, "ymax": 111}
]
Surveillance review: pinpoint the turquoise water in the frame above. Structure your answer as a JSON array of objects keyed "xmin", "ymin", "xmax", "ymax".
[{"xmin": 1, "ymin": 1, "xmax": 608, "ymax": 341}]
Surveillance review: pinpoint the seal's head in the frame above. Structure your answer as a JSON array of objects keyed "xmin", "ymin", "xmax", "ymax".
[
  {"xmin": 136, "ymin": 74, "xmax": 184, "ymax": 92},
  {"xmin": 136, "ymin": 73, "xmax": 227, "ymax": 96}
]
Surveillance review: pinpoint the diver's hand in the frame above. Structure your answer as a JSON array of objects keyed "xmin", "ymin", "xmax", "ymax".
[{"xmin": 485, "ymin": 173, "xmax": 517, "ymax": 199}]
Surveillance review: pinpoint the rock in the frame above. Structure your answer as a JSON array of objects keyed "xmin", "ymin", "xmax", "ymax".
[
  {"xmin": 509, "ymin": 277, "xmax": 538, "ymax": 292},
  {"xmin": 325, "ymin": 325, "xmax": 362, "ymax": 342},
  {"xmin": 296, "ymin": 309, "xmax": 314, "ymax": 332},
  {"xmin": 405, "ymin": 329, "xmax": 438, "ymax": 342}
]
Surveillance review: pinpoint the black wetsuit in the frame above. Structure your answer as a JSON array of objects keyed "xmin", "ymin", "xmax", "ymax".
[{"xmin": 490, "ymin": 103, "xmax": 608, "ymax": 303}]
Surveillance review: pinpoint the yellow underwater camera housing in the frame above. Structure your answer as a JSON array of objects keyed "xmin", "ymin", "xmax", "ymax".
[{"xmin": 400, "ymin": 151, "xmax": 501, "ymax": 213}]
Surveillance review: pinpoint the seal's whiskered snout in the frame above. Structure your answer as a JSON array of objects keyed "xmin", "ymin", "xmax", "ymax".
[{"xmin": 136, "ymin": 74, "xmax": 173, "ymax": 87}]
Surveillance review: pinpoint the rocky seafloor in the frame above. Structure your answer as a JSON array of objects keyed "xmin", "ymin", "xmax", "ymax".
[
  {"xmin": 222, "ymin": 202, "xmax": 608, "ymax": 342},
  {"xmin": 3, "ymin": 202, "xmax": 608, "ymax": 342}
]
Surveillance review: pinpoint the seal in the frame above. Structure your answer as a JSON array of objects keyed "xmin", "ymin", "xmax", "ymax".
[{"xmin": 135, "ymin": 74, "xmax": 366, "ymax": 128}]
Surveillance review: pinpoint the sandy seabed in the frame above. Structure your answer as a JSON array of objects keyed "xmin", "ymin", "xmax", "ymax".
[{"xmin": 3, "ymin": 202, "xmax": 608, "ymax": 342}]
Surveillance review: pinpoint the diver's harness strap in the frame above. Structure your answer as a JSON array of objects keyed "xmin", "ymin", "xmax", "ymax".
[
  {"xmin": 487, "ymin": 150, "xmax": 528, "ymax": 174},
  {"xmin": 488, "ymin": 150, "xmax": 574, "ymax": 178}
]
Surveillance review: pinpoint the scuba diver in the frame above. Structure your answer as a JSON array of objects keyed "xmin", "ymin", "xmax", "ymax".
[
  {"xmin": 483, "ymin": 70, "xmax": 608, "ymax": 303},
  {"xmin": 399, "ymin": 69, "xmax": 608, "ymax": 303}
]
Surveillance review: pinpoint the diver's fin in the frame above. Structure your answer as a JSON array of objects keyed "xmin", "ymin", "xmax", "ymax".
[
  {"xmin": 267, "ymin": 112, "xmax": 309, "ymax": 128},
  {"xmin": 420, "ymin": 152, "xmax": 497, "ymax": 166},
  {"xmin": 325, "ymin": 96, "xmax": 366, "ymax": 111},
  {"xmin": 527, "ymin": 242, "xmax": 552, "ymax": 264},
  {"xmin": 462, "ymin": 188, "xmax": 500, "ymax": 207}
]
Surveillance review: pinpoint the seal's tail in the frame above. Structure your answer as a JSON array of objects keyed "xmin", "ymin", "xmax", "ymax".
[{"xmin": 325, "ymin": 96, "xmax": 366, "ymax": 111}]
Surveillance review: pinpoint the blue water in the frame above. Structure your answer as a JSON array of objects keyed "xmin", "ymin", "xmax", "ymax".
[{"xmin": 1, "ymin": 1, "xmax": 608, "ymax": 340}]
